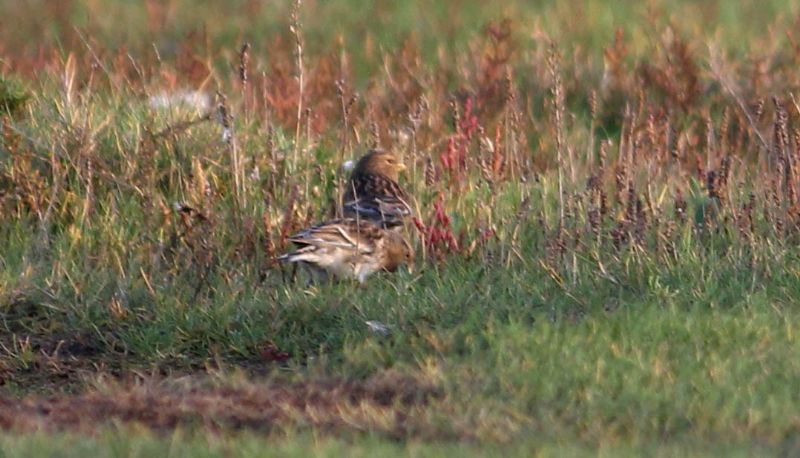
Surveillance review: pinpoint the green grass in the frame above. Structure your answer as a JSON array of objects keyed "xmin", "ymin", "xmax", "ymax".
[
  {"xmin": 4, "ymin": 0, "xmax": 800, "ymax": 455},
  {"xmin": 1, "ymin": 0, "xmax": 797, "ymax": 82},
  {"xmin": 4, "ymin": 231, "xmax": 800, "ymax": 453},
  {"xmin": 2, "ymin": 287, "xmax": 800, "ymax": 455},
  {"xmin": 0, "ymin": 431, "xmax": 784, "ymax": 457}
]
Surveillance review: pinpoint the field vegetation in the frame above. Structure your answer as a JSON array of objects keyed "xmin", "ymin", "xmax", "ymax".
[{"xmin": 3, "ymin": 0, "xmax": 800, "ymax": 455}]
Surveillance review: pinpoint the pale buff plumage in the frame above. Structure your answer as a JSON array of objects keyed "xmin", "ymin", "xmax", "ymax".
[{"xmin": 278, "ymin": 218, "xmax": 414, "ymax": 283}]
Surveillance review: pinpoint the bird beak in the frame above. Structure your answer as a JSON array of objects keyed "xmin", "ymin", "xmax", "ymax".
[{"xmin": 397, "ymin": 162, "xmax": 407, "ymax": 172}]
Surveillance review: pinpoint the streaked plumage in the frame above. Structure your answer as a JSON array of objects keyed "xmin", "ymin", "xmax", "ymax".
[
  {"xmin": 342, "ymin": 150, "xmax": 412, "ymax": 229},
  {"xmin": 277, "ymin": 218, "xmax": 414, "ymax": 283}
]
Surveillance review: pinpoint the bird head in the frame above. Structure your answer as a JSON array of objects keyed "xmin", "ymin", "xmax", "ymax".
[
  {"xmin": 353, "ymin": 149, "xmax": 406, "ymax": 181},
  {"xmin": 382, "ymin": 231, "xmax": 415, "ymax": 273}
]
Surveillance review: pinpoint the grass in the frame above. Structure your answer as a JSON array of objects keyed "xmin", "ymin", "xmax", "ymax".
[
  {"xmin": 4, "ymin": 0, "xmax": 800, "ymax": 455},
  {"xmin": 0, "ymin": 431, "xmax": 784, "ymax": 457}
]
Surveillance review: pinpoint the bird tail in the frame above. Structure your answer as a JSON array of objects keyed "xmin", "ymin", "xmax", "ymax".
[{"xmin": 274, "ymin": 245, "xmax": 317, "ymax": 264}]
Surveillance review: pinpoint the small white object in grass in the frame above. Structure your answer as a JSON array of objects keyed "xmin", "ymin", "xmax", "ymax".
[
  {"xmin": 249, "ymin": 167, "xmax": 261, "ymax": 182},
  {"xmin": 365, "ymin": 320, "xmax": 392, "ymax": 336},
  {"xmin": 342, "ymin": 159, "xmax": 356, "ymax": 172},
  {"xmin": 148, "ymin": 90, "xmax": 211, "ymax": 112},
  {"xmin": 480, "ymin": 136, "xmax": 495, "ymax": 153},
  {"xmin": 222, "ymin": 128, "xmax": 233, "ymax": 143}
]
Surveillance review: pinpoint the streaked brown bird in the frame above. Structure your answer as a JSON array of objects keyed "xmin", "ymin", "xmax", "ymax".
[
  {"xmin": 342, "ymin": 149, "xmax": 412, "ymax": 229},
  {"xmin": 277, "ymin": 218, "xmax": 414, "ymax": 283}
]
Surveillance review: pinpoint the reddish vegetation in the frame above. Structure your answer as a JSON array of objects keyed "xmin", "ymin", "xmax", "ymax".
[
  {"xmin": 258, "ymin": 344, "xmax": 291, "ymax": 363},
  {"xmin": 4, "ymin": 4, "xmax": 800, "ymax": 444},
  {"xmin": 3, "ymin": 14, "xmax": 800, "ymax": 275},
  {"xmin": 415, "ymin": 197, "xmax": 460, "ymax": 260}
]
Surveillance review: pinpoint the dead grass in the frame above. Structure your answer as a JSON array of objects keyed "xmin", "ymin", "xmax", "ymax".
[
  {"xmin": 0, "ymin": 372, "xmax": 446, "ymax": 440},
  {"xmin": 3, "ymin": 0, "xmax": 800, "ymax": 453},
  {"xmin": 0, "ymin": 330, "xmax": 109, "ymax": 394}
]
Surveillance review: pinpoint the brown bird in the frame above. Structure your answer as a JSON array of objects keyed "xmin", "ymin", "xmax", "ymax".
[
  {"xmin": 342, "ymin": 149, "xmax": 412, "ymax": 229},
  {"xmin": 277, "ymin": 218, "xmax": 414, "ymax": 283}
]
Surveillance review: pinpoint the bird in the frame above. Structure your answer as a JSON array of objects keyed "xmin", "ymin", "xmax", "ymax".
[
  {"xmin": 277, "ymin": 218, "xmax": 414, "ymax": 283},
  {"xmin": 342, "ymin": 149, "xmax": 413, "ymax": 229}
]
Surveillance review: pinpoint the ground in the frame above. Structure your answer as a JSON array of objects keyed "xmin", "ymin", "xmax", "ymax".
[{"xmin": 2, "ymin": 0, "xmax": 800, "ymax": 456}]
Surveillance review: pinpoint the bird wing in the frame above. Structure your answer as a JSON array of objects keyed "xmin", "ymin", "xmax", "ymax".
[
  {"xmin": 344, "ymin": 174, "xmax": 409, "ymax": 201},
  {"xmin": 287, "ymin": 219, "xmax": 377, "ymax": 254},
  {"xmin": 343, "ymin": 174, "xmax": 412, "ymax": 227},
  {"xmin": 343, "ymin": 195, "xmax": 412, "ymax": 226}
]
